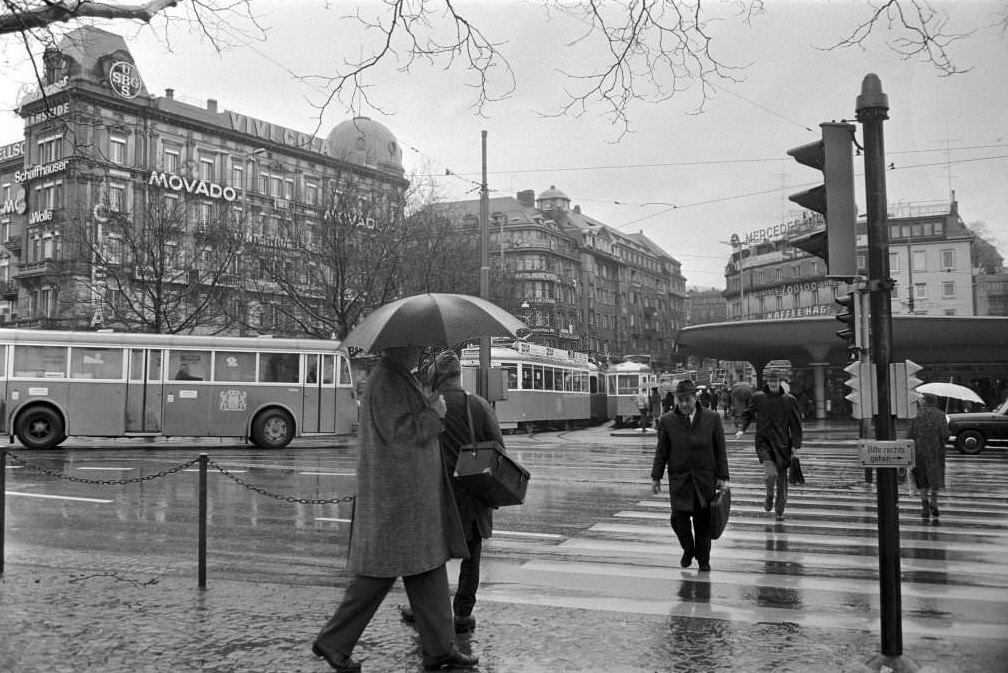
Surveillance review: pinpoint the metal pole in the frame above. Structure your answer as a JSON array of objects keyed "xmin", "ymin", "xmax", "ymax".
[
  {"xmin": 1, "ymin": 445, "xmax": 6, "ymax": 575},
  {"xmin": 198, "ymin": 452, "xmax": 208, "ymax": 589},
  {"xmin": 857, "ymin": 74, "xmax": 916, "ymax": 672},
  {"xmin": 479, "ymin": 130, "xmax": 491, "ymax": 398}
]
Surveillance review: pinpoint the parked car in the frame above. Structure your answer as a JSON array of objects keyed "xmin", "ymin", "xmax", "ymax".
[{"xmin": 947, "ymin": 399, "xmax": 1008, "ymax": 454}]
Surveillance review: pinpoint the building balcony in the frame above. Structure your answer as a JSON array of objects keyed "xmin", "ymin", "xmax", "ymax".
[
  {"xmin": 3, "ymin": 236, "xmax": 22, "ymax": 254},
  {"xmin": 0, "ymin": 280, "xmax": 18, "ymax": 297},
  {"xmin": 13, "ymin": 260, "xmax": 57, "ymax": 278}
]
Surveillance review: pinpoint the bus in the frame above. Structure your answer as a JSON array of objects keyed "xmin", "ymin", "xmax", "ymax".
[
  {"xmin": 0, "ymin": 328, "xmax": 357, "ymax": 450},
  {"xmin": 460, "ymin": 341, "xmax": 602, "ymax": 432},
  {"xmin": 606, "ymin": 360, "xmax": 657, "ymax": 426}
]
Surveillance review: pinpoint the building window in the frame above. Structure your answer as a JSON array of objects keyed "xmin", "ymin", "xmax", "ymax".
[
  {"xmin": 775, "ymin": 268, "xmax": 782, "ymax": 281},
  {"xmin": 37, "ymin": 135, "xmax": 62, "ymax": 163},
  {"xmin": 34, "ymin": 181, "xmax": 63, "ymax": 209},
  {"xmin": 109, "ymin": 134, "xmax": 127, "ymax": 164},
  {"xmin": 911, "ymin": 250, "xmax": 926, "ymax": 272},
  {"xmin": 164, "ymin": 147, "xmax": 180, "ymax": 173},
  {"xmin": 942, "ymin": 281, "xmax": 955, "ymax": 298},
  {"xmin": 199, "ymin": 156, "xmax": 215, "ymax": 181},
  {"xmin": 106, "ymin": 234, "xmax": 123, "ymax": 264},
  {"xmin": 107, "ymin": 183, "xmax": 126, "ymax": 212},
  {"xmin": 305, "ymin": 182, "xmax": 319, "ymax": 205},
  {"xmin": 231, "ymin": 161, "xmax": 244, "ymax": 191},
  {"xmin": 914, "ymin": 283, "xmax": 928, "ymax": 299},
  {"xmin": 889, "ymin": 252, "xmax": 900, "ymax": 272},
  {"xmin": 941, "ymin": 249, "xmax": 955, "ymax": 270}
]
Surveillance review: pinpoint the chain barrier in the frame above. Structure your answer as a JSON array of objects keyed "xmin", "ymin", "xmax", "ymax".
[
  {"xmin": 6, "ymin": 449, "xmax": 201, "ymax": 485},
  {"xmin": 4, "ymin": 450, "xmax": 355, "ymax": 505},
  {"xmin": 207, "ymin": 458, "xmax": 355, "ymax": 505}
]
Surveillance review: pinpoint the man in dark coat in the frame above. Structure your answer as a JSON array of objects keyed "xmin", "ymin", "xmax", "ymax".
[
  {"xmin": 735, "ymin": 363, "xmax": 803, "ymax": 522},
  {"xmin": 651, "ymin": 379, "xmax": 730, "ymax": 572},
  {"xmin": 313, "ymin": 345, "xmax": 477, "ymax": 673},
  {"xmin": 402, "ymin": 350, "xmax": 502, "ymax": 633}
]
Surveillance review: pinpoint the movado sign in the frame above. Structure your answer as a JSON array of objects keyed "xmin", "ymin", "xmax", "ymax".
[
  {"xmin": 109, "ymin": 61, "xmax": 142, "ymax": 99},
  {"xmin": 148, "ymin": 171, "xmax": 238, "ymax": 202}
]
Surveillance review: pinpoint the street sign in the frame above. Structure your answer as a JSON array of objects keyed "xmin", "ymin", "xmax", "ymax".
[{"xmin": 858, "ymin": 439, "xmax": 915, "ymax": 468}]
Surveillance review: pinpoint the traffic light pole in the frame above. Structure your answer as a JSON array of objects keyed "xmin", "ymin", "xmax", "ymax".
[{"xmin": 857, "ymin": 74, "xmax": 918, "ymax": 672}]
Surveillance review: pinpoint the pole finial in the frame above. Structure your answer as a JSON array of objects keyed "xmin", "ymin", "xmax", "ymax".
[{"xmin": 857, "ymin": 73, "xmax": 889, "ymax": 113}]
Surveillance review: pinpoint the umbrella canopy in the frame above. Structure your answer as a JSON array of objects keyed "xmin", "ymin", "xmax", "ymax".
[
  {"xmin": 916, "ymin": 382, "xmax": 985, "ymax": 404},
  {"xmin": 343, "ymin": 293, "xmax": 527, "ymax": 353}
]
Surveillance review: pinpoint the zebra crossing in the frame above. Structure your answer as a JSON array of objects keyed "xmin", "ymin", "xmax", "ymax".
[{"xmin": 471, "ymin": 444, "xmax": 1008, "ymax": 641}]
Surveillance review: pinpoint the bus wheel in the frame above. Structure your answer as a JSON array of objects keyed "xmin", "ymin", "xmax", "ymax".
[
  {"xmin": 252, "ymin": 408, "xmax": 295, "ymax": 449},
  {"xmin": 16, "ymin": 406, "xmax": 65, "ymax": 450}
]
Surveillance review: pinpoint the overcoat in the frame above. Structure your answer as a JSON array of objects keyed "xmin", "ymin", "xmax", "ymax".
[
  {"xmin": 439, "ymin": 383, "xmax": 502, "ymax": 539},
  {"xmin": 346, "ymin": 357, "xmax": 468, "ymax": 577},
  {"xmin": 907, "ymin": 404, "xmax": 950, "ymax": 490},
  {"xmin": 651, "ymin": 404, "xmax": 729, "ymax": 512},
  {"xmin": 735, "ymin": 387, "xmax": 803, "ymax": 469}
]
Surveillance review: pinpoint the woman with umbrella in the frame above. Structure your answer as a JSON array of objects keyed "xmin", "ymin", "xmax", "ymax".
[{"xmin": 907, "ymin": 393, "xmax": 951, "ymax": 519}]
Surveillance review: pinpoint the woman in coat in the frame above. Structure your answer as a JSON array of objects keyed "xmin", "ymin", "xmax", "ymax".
[
  {"xmin": 651, "ymin": 379, "xmax": 730, "ymax": 572},
  {"xmin": 313, "ymin": 345, "xmax": 476, "ymax": 672},
  {"xmin": 908, "ymin": 393, "xmax": 951, "ymax": 518}
]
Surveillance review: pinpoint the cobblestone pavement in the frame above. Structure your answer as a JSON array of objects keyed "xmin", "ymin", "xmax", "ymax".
[{"xmin": 2, "ymin": 560, "xmax": 1003, "ymax": 673}]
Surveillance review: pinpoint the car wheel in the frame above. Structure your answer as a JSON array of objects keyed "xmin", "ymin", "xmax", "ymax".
[
  {"xmin": 15, "ymin": 406, "xmax": 65, "ymax": 450},
  {"xmin": 251, "ymin": 408, "xmax": 295, "ymax": 449},
  {"xmin": 956, "ymin": 429, "xmax": 986, "ymax": 455}
]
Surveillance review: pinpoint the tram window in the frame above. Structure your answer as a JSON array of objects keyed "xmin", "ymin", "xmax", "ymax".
[
  {"xmin": 0, "ymin": 345, "xmax": 5, "ymax": 377},
  {"xmin": 338, "ymin": 356, "xmax": 350, "ymax": 385},
  {"xmin": 170, "ymin": 351, "xmax": 208, "ymax": 381},
  {"xmin": 70, "ymin": 347, "xmax": 123, "ymax": 379},
  {"xmin": 14, "ymin": 345, "xmax": 67, "ymax": 378},
  {"xmin": 149, "ymin": 351, "xmax": 162, "ymax": 382},
  {"xmin": 214, "ymin": 351, "xmax": 256, "ymax": 382},
  {"xmin": 617, "ymin": 374, "xmax": 638, "ymax": 395},
  {"xmin": 502, "ymin": 363, "xmax": 518, "ymax": 390},
  {"xmin": 322, "ymin": 355, "xmax": 335, "ymax": 384},
  {"xmin": 521, "ymin": 364, "xmax": 533, "ymax": 390},
  {"xmin": 564, "ymin": 371, "xmax": 574, "ymax": 392},
  {"xmin": 532, "ymin": 365, "xmax": 544, "ymax": 390},
  {"xmin": 544, "ymin": 367, "xmax": 554, "ymax": 390},
  {"xmin": 260, "ymin": 352, "xmax": 300, "ymax": 383},
  {"xmin": 589, "ymin": 375, "xmax": 598, "ymax": 394}
]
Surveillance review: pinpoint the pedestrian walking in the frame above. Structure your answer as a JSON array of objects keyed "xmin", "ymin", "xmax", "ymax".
[
  {"xmin": 734, "ymin": 364, "xmax": 803, "ymax": 522},
  {"xmin": 637, "ymin": 389, "xmax": 650, "ymax": 431},
  {"xmin": 400, "ymin": 350, "xmax": 502, "ymax": 633},
  {"xmin": 908, "ymin": 393, "xmax": 951, "ymax": 519},
  {"xmin": 312, "ymin": 345, "xmax": 477, "ymax": 673},
  {"xmin": 718, "ymin": 388, "xmax": 731, "ymax": 419},
  {"xmin": 651, "ymin": 379, "xmax": 730, "ymax": 572}
]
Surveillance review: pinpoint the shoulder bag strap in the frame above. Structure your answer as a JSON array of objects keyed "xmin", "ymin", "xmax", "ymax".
[{"xmin": 464, "ymin": 392, "xmax": 477, "ymax": 445}]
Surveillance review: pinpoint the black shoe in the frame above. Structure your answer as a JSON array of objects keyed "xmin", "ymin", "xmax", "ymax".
[
  {"xmin": 775, "ymin": 514, "xmax": 785, "ymax": 522},
  {"xmin": 764, "ymin": 494, "xmax": 774, "ymax": 512},
  {"xmin": 698, "ymin": 562, "xmax": 711, "ymax": 572},
  {"xmin": 454, "ymin": 614, "xmax": 476, "ymax": 633},
  {"xmin": 930, "ymin": 504, "xmax": 940, "ymax": 518},
  {"xmin": 312, "ymin": 641, "xmax": 361, "ymax": 673},
  {"xmin": 680, "ymin": 551, "xmax": 693, "ymax": 568},
  {"xmin": 921, "ymin": 501, "xmax": 931, "ymax": 518},
  {"xmin": 424, "ymin": 648, "xmax": 479, "ymax": 670},
  {"xmin": 400, "ymin": 606, "xmax": 416, "ymax": 624}
]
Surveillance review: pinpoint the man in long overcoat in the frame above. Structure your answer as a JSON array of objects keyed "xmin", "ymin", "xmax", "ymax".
[
  {"xmin": 313, "ymin": 345, "xmax": 476, "ymax": 673},
  {"xmin": 651, "ymin": 379, "xmax": 730, "ymax": 572},
  {"xmin": 402, "ymin": 349, "xmax": 502, "ymax": 633},
  {"xmin": 734, "ymin": 364, "xmax": 803, "ymax": 522}
]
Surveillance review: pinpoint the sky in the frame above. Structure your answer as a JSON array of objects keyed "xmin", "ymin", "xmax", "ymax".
[{"xmin": 1, "ymin": 0, "xmax": 1005, "ymax": 289}]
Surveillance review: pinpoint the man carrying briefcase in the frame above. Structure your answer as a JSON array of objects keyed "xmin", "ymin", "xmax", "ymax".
[{"xmin": 402, "ymin": 349, "xmax": 504, "ymax": 633}]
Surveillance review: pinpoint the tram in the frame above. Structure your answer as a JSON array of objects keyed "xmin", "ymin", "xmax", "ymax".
[
  {"xmin": 605, "ymin": 360, "xmax": 658, "ymax": 426},
  {"xmin": 460, "ymin": 341, "xmax": 601, "ymax": 432}
]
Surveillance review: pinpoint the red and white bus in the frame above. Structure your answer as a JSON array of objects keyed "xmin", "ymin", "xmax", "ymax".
[{"xmin": 0, "ymin": 329, "xmax": 357, "ymax": 450}]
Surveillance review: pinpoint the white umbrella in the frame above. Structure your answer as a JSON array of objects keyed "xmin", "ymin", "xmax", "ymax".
[{"xmin": 915, "ymin": 382, "xmax": 985, "ymax": 405}]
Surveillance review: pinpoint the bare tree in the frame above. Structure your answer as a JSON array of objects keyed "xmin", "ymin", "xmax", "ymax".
[{"xmin": 71, "ymin": 193, "xmax": 247, "ymax": 333}]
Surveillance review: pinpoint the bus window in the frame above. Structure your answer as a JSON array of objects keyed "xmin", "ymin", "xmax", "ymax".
[
  {"xmin": 71, "ymin": 347, "xmax": 123, "ymax": 379},
  {"xmin": 502, "ymin": 363, "xmax": 518, "ymax": 390},
  {"xmin": 14, "ymin": 345, "xmax": 67, "ymax": 378},
  {"xmin": 170, "ymin": 351, "xmax": 208, "ymax": 380},
  {"xmin": 521, "ymin": 364, "xmax": 532, "ymax": 390},
  {"xmin": 321, "ymin": 355, "xmax": 335, "ymax": 384},
  {"xmin": 214, "ymin": 351, "xmax": 256, "ymax": 382},
  {"xmin": 260, "ymin": 352, "xmax": 300, "ymax": 383}
]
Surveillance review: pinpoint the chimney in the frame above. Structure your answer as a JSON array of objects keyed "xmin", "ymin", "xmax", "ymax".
[
  {"xmin": 207, "ymin": 98, "xmax": 218, "ymax": 113},
  {"xmin": 165, "ymin": 88, "xmax": 174, "ymax": 99},
  {"xmin": 517, "ymin": 189, "xmax": 535, "ymax": 208}
]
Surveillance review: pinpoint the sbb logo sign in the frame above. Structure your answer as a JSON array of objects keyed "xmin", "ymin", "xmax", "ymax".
[{"xmin": 109, "ymin": 61, "xmax": 142, "ymax": 99}]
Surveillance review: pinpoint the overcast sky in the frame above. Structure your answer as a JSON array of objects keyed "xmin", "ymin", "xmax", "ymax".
[{"xmin": 1, "ymin": 0, "xmax": 1005, "ymax": 288}]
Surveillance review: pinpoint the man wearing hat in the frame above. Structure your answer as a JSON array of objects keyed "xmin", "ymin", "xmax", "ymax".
[
  {"xmin": 735, "ymin": 363, "xmax": 804, "ymax": 522},
  {"xmin": 651, "ymin": 379, "xmax": 730, "ymax": 572}
]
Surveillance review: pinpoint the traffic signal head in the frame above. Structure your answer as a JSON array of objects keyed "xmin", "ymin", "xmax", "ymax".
[
  {"xmin": 787, "ymin": 122, "xmax": 858, "ymax": 278},
  {"xmin": 835, "ymin": 292, "xmax": 859, "ymax": 362},
  {"xmin": 844, "ymin": 361, "xmax": 876, "ymax": 419}
]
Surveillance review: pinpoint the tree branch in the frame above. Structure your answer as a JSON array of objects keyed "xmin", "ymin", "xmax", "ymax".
[{"xmin": 0, "ymin": 0, "xmax": 179, "ymax": 34}]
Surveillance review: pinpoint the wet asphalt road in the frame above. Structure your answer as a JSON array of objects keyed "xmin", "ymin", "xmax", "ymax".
[{"xmin": 2, "ymin": 423, "xmax": 1007, "ymax": 672}]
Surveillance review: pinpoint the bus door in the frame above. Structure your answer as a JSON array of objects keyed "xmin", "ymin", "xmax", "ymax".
[
  {"xmin": 126, "ymin": 348, "xmax": 163, "ymax": 433},
  {"xmin": 163, "ymin": 350, "xmax": 211, "ymax": 437},
  {"xmin": 302, "ymin": 354, "xmax": 337, "ymax": 433}
]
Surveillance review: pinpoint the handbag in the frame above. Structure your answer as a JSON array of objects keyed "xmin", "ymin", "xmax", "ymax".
[
  {"xmin": 453, "ymin": 394, "xmax": 530, "ymax": 507},
  {"xmin": 710, "ymin": 486, "xmax": 731, "ymax": 540},
  {"xmin": 788, "ymin": 455, "xmax": 806, "ymax": 485}
]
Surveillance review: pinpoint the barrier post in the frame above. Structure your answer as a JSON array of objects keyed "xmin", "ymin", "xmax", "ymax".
[
  {"xmin": 1, "ymin": 445, "xmax": 6, "ymax": 575},
  {"xmin": 198, "ymin": 452, "xmax": 208, "ymax": 589}
]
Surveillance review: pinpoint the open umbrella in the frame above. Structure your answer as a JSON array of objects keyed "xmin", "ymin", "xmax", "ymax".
[
  {"xmin": 915, "ymin": 382, "xmax": 985, "ymax": 405},
  {"xmin": 343, "ymin": 293, "xmax": 527, "ymax": 353}
]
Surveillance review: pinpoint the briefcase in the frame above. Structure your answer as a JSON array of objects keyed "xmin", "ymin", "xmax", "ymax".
[
  {"xmin": 454, "ymin": 440, "xmax": 530, "ymax": 507},
  {"xmin": 452, "ymin": 394, "xmax": 530, "ymax": 507},
  {"xmin": 710, "ymin": 486, "xmax": 731, "ymax": 540}
]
